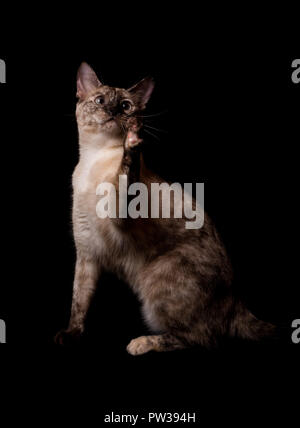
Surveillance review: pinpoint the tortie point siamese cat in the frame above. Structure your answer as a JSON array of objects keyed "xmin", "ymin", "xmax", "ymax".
[{"xmin": 55, "ymin": 63, "xmax": 274, "ymax": 354}]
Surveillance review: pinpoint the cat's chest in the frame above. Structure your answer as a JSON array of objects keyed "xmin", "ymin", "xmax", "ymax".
[
  {"xmin": 72, "ymin": 146, "xmax": 124, "ymax": 256},
  {"xmin": 73, "ymin": 146, "xmax": 123, "ymax": 195}
]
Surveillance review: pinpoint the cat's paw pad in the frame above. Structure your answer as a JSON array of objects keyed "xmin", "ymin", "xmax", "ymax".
[
  {"xmin": 126, "ymin": 336, "xmax": 154, "ymax": 356},
  {"xmin": 54, "ymin": 328, "xmax": 83, "ymax": 345},
  {"xmin": 125, "ymin": 131, "xmax": 142, "ymax": 150}
]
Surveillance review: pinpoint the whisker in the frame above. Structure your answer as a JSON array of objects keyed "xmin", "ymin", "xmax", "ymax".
[
  {"xmin": 144, "ymin": 124, "xmax": 168, "ymax": 134},
  {"xmin": 118, "ymin": 118, "xmax": 127, "ymax": 136},
  {"xmin": 135, "ymin": 110, "xmax": 168, "ymax": 118},
  {"xmin": 143, "ymin": 128, "xmax": 161, "ymax": 141}
]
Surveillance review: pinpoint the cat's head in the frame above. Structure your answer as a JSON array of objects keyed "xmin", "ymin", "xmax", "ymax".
[{"xmin": 76, "ymin": 62, "xmax": 154, "ymax": 136}]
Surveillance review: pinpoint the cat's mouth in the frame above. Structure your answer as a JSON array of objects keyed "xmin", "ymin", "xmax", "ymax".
[
  {"xmin": 97, "ymin": 116, "xmax": 126, "ymax": 135},
  {"xmin": 100, "ymin": 117, "xmax": 128, "ymax": 134},
  {"xmin": 97, "ymin": 117, "xmax": 117, "ymax": 129}
]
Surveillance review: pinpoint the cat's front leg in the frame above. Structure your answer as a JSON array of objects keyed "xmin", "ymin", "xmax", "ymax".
[
  {"xmin": 55, "ymin": 256, "xmax": 100, "ymax": 345},
  {"xmin": 121, "ymin": 128, "xmax": 143, "ymax": 183},
  {"xmin": 112, "ymin": 129, "xmax": 143, "ymax": 226}
]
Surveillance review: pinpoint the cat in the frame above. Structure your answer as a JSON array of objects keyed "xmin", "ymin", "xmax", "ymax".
[{"xmin": 55, "ymin": 62, "xmax": 274, "ymax": 354}]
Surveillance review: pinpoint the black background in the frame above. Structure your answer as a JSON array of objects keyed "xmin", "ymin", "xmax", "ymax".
[{"xmin": 0, "ymin": 6, "xmax": 299, "ymax": 425}]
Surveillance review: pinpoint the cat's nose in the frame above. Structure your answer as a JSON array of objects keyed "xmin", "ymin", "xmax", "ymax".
[{"xmin": 105, "ymin": 105, "xmax": 118, "ymax": 117}]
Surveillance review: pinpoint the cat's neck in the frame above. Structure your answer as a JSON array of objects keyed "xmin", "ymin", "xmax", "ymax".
[{"xmin": 78, "ymin": 127, "xmax": 124, "ymax": 157}]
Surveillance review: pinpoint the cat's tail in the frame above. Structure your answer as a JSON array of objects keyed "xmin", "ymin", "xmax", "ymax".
[{"xmin": 229, "ymin": 300, "xmax": 276, "ymax": 341}]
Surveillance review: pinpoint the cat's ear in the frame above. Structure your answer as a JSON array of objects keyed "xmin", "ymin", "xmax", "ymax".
[
  {"xmin": 128, "ymin": 77, "xmax": 155, "ymax": 109},
  {"xmin": 76, "ymin": 62, "xmax": 102, "ymax": 99}
]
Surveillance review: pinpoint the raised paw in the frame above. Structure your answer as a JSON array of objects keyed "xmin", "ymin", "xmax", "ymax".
[
  {"xmin": 126, "ymin": 336, "xmax": 155, "ymax": 356},
  {"xmin": 125, "ymin": 131, "xmax": 143, "ymax": 150}
]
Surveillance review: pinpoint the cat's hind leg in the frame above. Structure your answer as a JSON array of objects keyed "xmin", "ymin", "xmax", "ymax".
[{"xmin": 127, "ymin": 334, "xmax": 186, "ymax": 356}]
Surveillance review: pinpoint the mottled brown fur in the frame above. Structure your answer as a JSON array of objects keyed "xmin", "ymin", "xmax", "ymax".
[{"xmin": 55, "ymin": 63, "xmax": 274, "ymax": 352}]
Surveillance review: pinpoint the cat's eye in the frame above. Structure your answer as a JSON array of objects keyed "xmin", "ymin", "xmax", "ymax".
[
  {"xmin": 120, "ymin": 100, "xmax": 133, "ymax": 113},
  {"xmin": 95, "ymin": 96, "xmax": 105, "ymax": 105}
]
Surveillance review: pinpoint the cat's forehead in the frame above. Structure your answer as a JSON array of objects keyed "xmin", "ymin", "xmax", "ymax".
[{"xmin": 90, "ymin": 85, "xmax": 129, "ymax": 99}]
